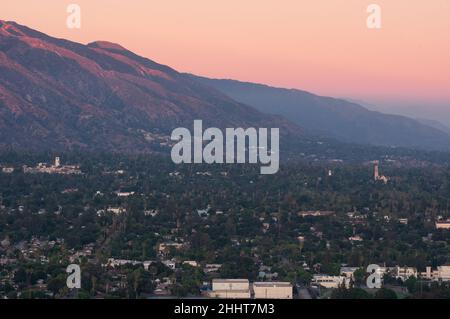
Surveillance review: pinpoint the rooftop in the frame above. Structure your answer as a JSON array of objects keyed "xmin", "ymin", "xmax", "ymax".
[
  {"xmin": 253, "ymin": 282, "xmax": 292, "ymax": 287},
  {"xmin": 212, "ymin": 279, "xmax": 249, "ymax": 283}
]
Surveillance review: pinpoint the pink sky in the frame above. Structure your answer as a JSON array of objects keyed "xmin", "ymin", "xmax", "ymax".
[{"xmin": 2, "ymin": 0, "xmax": 450, "ymax": 111}]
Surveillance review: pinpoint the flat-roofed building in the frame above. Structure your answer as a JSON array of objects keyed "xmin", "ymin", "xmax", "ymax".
[
  {"xmin": 157, "ymin": 242, "xmax": 184, "ymax": 254},
  {"xmin": 204, "ymin": 263, "xmax": 222, "ymax": 273},
  {"xmin": 212, "ymin": 278, "xmax": 249, "ymax": 291},
  {"xmin": 209, "ymin": 279, "xmax": 250, "ymax": 299},
  {"xmin": 253, "ymin": 282, "xmax": 293, "ymax": 299},
  {"xmin": 298, "ymin": 210, "xmax": 335, "ymax": 217},
  {"xmin": 209, "ymin": 289, "xmax": 251, "ymax": 299},
  {"xmin": 312, "ymin": 275, "xmax": 350, "ymax": 289},
  {"xmin": 440, "ymin": 266, "xmax": 450, "ymax": 281},
  {"xmin": 436, "ymin": 222, "xmax": 450, "ymax": 229},
  {"xmin": 422, "ymin": 265, "xmax": 450, "ymax": 281}
]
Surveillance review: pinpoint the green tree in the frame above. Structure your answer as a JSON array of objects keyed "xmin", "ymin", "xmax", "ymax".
[{"xmin": 374, "ymin": 288, "xmax": 397, "ymax": 299}]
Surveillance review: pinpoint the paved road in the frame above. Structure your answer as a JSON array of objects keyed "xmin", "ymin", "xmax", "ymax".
[{"xmin": 296, "ymin": 285, "xmax": 312, "ymax": 299}]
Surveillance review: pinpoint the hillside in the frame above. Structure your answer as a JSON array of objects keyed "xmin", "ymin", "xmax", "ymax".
[
  {"xmin": 0, "ymin": 20, "xmax": 298, "ymax": 152},
  {"xmin": 188, "ymin": 75, "xmax": 450, "ymax": 151}
]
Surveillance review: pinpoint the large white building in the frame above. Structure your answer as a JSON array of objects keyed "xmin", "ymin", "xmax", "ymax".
[
  {"xmin": 22, "ymin": 157, "xmax": 81, "ymax": 175},
  {"xmin": 209, "ymin": 279, "xmax": 251, "ymax": 299},
  {"xmin": 436, "ymin": 221, "xmax": 450, "ymax": 229},
  {"xmin": 421, "ymin": 266, "xmax": 450, "ymax": 281},
  {"xmin": 209, "ymin": 280, "xmax": 292, "ymax": 299},
  {"xmin": 253, "ymin": 282, "xmax": 293, "ymax": 299},
  {"xmin": 312, "ymin": 275, "xmax": 350, "ymax": 289}
]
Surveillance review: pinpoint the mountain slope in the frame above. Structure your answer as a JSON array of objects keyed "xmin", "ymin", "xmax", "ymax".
[
  {"xmin": 416, "ymin": 118, "xmax": 450, "ymax": 136},
  {"xmin": 188, "ymin": 75, "xmax": 450, "ymax": 151},
  {"xmin": 0, "ymin": 20, "xmax": 298, "ymax": 151}
]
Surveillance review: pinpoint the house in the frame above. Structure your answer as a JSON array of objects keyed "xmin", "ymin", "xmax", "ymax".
[
  {"xmin": 158, "ymin": 242, "xmax": 184, "ymax": 254},
  {"xmin": 204, "ymin": 264, "xmax": 222, "ymax": 273},
  {"xmin": 348, "ymin": 235, "xmax": 363, "ymax": 242},
  {"xmin": 116, "ymin": 191, "xmax": 135, "ymax": 197}
]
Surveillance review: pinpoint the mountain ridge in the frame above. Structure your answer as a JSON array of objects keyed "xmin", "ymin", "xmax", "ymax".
[
  {"xmin": 0, "ymin": 20, "xmax": 299, "ymax": 152},
  {"xmin": 187, "ymin": 75, "xmax": 450, "ymax": 151},
  {"xmin": 1, "ymin": 20, "xmax": 449, "ymax": 153}
]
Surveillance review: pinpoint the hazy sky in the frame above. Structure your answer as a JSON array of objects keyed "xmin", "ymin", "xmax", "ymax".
[{"xmin": 2, "ymin": 0, "xmax": 450, "ymax": 122}]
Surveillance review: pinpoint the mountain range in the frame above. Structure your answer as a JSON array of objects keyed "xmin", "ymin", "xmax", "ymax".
[
  {"xmin": 1, "ymin": 20, "xmax": 449, "ymax": 153},
  {"xmin": 0, "ymin": 20, "xmax": 296, "ymax": 152},
  {"xmin": 187, "ymin": 76, "xmax": 450, "ymax": 151}
]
